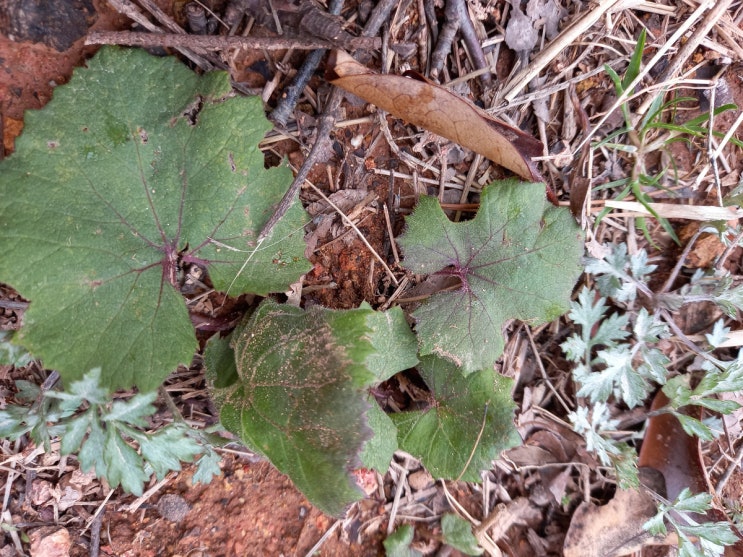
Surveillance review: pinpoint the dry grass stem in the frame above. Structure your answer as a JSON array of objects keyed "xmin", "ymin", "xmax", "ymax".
[
  {"xmin": 602, "ymin": 201, "xmax": 743, "ymax": 220},
  {"xmin": 499, "ymin": 0, "xmax": 623, "ymax": 103}
]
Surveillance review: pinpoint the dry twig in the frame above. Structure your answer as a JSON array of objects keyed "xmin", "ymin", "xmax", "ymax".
[{"xmin": 87, "ymin": 30, "xmax": 380, "ymax": 50}]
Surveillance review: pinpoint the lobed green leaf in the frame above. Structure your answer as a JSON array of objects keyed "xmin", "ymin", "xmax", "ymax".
[
  {"xmin": 391, "ymin": 355, "xmax": 520, "ymax": 481},
  {"xmin": 0, "ymin": 47, "xmax": 309, "ymax": 392},
  {"xmin": 399, "ymin": 180, "xmax": 583, "ymax": 372}
]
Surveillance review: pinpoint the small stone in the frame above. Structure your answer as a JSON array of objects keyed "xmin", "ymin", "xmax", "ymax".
[
  {"xmin": 408, "ymin": 469, "xmax": 434, "ymax": 491},
  {"xmin": 156, "ymin": 493, "xmax": 190, "ymax": 523},
  {"xmin": 29, "ymin": 526, "xmax": 71, "ymax": 557}
]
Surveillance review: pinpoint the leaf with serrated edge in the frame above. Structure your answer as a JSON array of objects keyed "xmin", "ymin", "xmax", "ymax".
[
  {"xmin": 0, "ymin": 47, "xmax": 309, "ymax": 391},
  {"xmin": 60, "ymin": 412, "xmax": 93, "ymax": 455},
  {"xmin": 391, "ymin": 355, "xmax": 520, "ymax": 481},
  {"xmin": 78, "ymin": 417, "xmax": 107, "ymax": 478},
  {"xmin": 104, "ymin": 392, "xmax": 157, "ymax": 427},
  {"xmin": 399, "ymin": 180, "xmax": 583, "ymax": 372},
  {"xmin": 139, "ymin": 425, "xmax": 201, "ymax": 479},
  {"xmin": 192, "ymin": 450, "xmax": 223, "ymax": 485},
  {"xmin": 216, "ymin": 299, "xmax": 376, "ymax": 516},
  {"xmin": 103, "ymin": 427, "xmax": 149, "ymax": 495}
]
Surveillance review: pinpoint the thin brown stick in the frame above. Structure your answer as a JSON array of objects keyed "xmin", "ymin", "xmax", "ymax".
[
  {"xmin": 362, "ymin": 0, "xmax": 400, "ymax": 38},
  {"xmin": 103, "ymin": 0, "xmax": 215, "ymax": 70},
  {"xmin": 257, "ymin": 112, "xmax": 338, "ymax": 242},
  {"xmin": 86, "ymin": 30, "xmax": 381, "ymax": 51},
  {"xmin": 271, "ymin": 0, "xmax": 345, "ymax": 126}
]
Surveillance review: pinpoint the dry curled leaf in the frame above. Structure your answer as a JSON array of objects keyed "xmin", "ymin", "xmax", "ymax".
[
  {"xmin": 563, "ymin": 479, "xmax": 662, "ymax": 557},
  {"xmin": 328, "ymin": 50, "xmax": 545, "ymax": 183}
]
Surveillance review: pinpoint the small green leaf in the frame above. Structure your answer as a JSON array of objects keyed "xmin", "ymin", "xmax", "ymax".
[
  {"xmin": 706, "ymin": 320, "xmax": 730, "ymax": 348},
  {"xmin": 441, "ymin": 513, "xmax": 483, "ymax": 555},
  {"xmin": 360, "ymin": 397, "xmax": 398, "ymax": 472},
  {"xmin": 363, "ymin": 303, "xmax": 419, "ymax": 382},
  {"xmin": 694, "ymin": 398, "xmax": 741, "ymax": 414},
  {"xmin": 14, "ymin": 380, "xmax": 41, "ymax": 403},
  {"xmin": 398, "ymin": 180, "xmax": 583, "ymax": 372},
  {"xmin": 60, "ymin": 412, "xmax": 93, "ymax": 455},
  {"xmin": 673, "ymin": 488, "xmax": 713, "ymax": 513},
  {"xmin": 622, "ymin": 29, "xmax": 646, "ymax": 91},
  {"xmin": 673, "ymin": 413, "xmax": 716, "ymax": 442},
  {"xmin": 391, "ymin": 355, "xmax": 520, "ymax": 481},
  {"xmin": 643, "ymin": 511, "xmax": 667, "ymax": 536},
  {"xmin": 0, "ymin": 406, "xmax": 37, "ymax": 439},
  {"xmin": 211, "ymin": 299, "xmax": 377, "ymax": 516},
  {"xmin": 103, "ymin": 427, "xmax": 149, "ymax": 495},
  {"xmin": 104, "ymin": 392, "xmax": 158, "ymax": 427},
  {"xmin": 192, "ymin": 449, "xmax": 223, "ymax": 485},
  {"xmin": 47, "ymin": 367, "xmax": 109, "ymax": 409},
  {"xmin": 384, "ymin": 525, "xmax": 422, "ymax": 557},
  {"xmin": 682, "ymin": 523, "xmax": 739, "ymax": 547},
  {"xmin": 0, "ymin": 46, "xmax": 309, "ymax": 392},
  {"xmin": 138, "ymin": 425, "xmax": 202, "ymax": 479},
  {"xmin": 582, "ymin": 346, "xmax": 652, "ymax": 407},
  {"xmin": 0, "ymin": 331, "xmax": 33, "ymax": 367},
  {"xmin": 203, "ymin": 332, "xmax": 240, "ymax": 391},
  {"xmin": 78, "ymin": 416, "xmax": 107, "ymax": 478},
  {"xmin": 663, "ymin": 376, "xmax": 693, "ymax": 408}
]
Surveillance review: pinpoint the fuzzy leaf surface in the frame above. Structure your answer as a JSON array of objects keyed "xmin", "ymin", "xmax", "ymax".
[
  {"xmin": 391, "ymin": 355, "xmax": 520, "ymax": 481},
  {"xmin": 360, "ymin": 397, "xmax": 398, "ymax": 472},
  {"xmin": 213, "ymin": 299, "xmax": 379, "ymax": 517},
  {"xmin": 0, "ymin": 47, "xmax": 309, "ymax": 391},
  {"xmin": 399, "ymin": 180, "xmax": 583, "ymax": 372},
  {"xmin": 362, "ymin": 303, "xmax": 419, "ymax": 381}
]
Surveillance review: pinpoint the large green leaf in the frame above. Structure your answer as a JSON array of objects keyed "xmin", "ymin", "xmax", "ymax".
[
  {"xmin": 0, "ymin": 47, "xmax": 309, "ymax": 391},
  {"xmin": 391, "ymin": 355, "xmax": 520, "ymax": 481},
  {"xmin": 398, "ymin": 180, "xmax": 583, "ymax": 373},
  {"xmin": 212, "ymin": 299, "xmax": 377, "ymax": 516},
  {"xmin": 205, "ymin": 302, "xmax": 416, "ymax": 511}
]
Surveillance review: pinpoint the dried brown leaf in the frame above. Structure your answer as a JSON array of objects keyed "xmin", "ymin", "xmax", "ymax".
[
  {"xmin": 563, "ymin": 484, "xmax": 661, "ymax": 557},
  {"xmin": 638, "ymin": 390, "xmax": 709, "ymax": 499},
  {"xmin": 328, "ymin": 50, "xmax": 544, "ymax": 182}
]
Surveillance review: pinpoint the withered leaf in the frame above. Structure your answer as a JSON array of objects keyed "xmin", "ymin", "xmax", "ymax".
[{"xmin": 328, "ymin": 50, "xmax": 544, "ymax": 182}]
